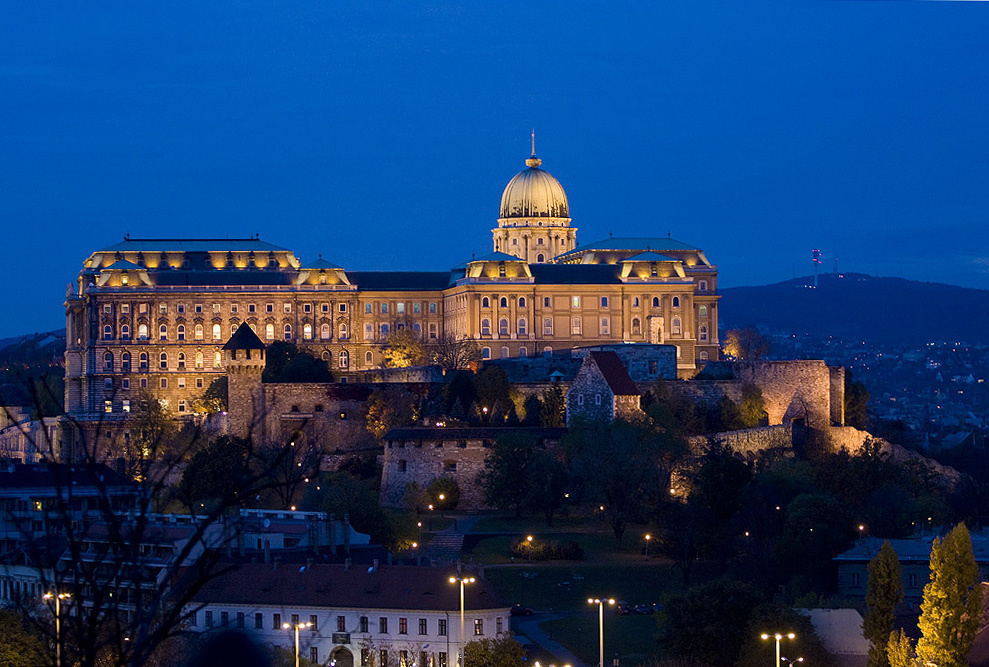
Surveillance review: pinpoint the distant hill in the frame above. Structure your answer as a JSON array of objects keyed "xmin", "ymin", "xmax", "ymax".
[
  {"xmin": 719, "ymin": 273, "xmax": 989, "ymax": 345},
  {"xmin": 0, "ymin": 329, "xmax": 65, "ymax": 369}
]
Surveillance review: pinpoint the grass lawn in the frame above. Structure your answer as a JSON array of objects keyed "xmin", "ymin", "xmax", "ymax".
[
  {"xmin": 485, "ymin": 563, "xmax": 708, "ymax": 613},
  {"xmin": 539, "ymin": 614, "xmax": 663, "ymax": 666},
  {"xmin": 467, "ymin": 532, "xmax": 651, "ymax": 564},
  {"xmin": 471, "ymin": 514, "xmax": 606, "ymax": 534}
]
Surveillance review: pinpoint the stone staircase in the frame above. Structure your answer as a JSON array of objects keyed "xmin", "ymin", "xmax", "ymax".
[{"xmin": 423, "ymin": 533, "xmax": 464, "ymax": 562}]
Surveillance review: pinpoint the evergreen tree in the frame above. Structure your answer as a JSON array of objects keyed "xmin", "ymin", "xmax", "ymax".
[
  {"xmin": 885, "ymin": 629, "xmax": 915, "ymax": 667},
  {"xmin": 864, "ymin": 541, "xmax": 903, "ymax": 667},
  {"xmin": 915, "ymin": 523, "xmax": 983, "ymax": 667}
]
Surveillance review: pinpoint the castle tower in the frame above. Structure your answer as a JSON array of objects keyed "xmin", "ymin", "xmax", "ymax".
[
  {"xmin": 492, "ymin": 137, "xmax": 577, "ymax": 263},
  {"xmin": 222, "ymin": 325, "xmax": 267, "ymax": 441}
]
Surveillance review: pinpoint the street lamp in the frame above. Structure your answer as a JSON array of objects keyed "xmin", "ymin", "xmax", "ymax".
[
  {"xmin": 760, "ymin": 632, "xmax": 795, "ymax": 667},
  {"xmin": 283, "ymin": 621, "xmax": 312, "ymax": 667},
  {"xmin": 526, "ymin": 535, "xmax": 534, "ymax": 561},
  {"xmin": 781, "ymin": 657, "xmax": 804, "ymax": 666},
  {"xmin": 587, "ymin": 597, "xmax": 615, "ymax": 667},
  {"xmin": 43, "ymin": 592, "xmax": 71, "ymax": 667},
  {"xmin": 644, "ymin": 534, "xmax": 652, "ymax": 558},
  {"xmin": 450, "ymin": 575, "xmax": 476, "ymax": 667}
]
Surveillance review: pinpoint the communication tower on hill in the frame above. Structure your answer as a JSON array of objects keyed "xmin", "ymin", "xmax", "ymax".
[{"xmin": 811, "ymin": 249, "xmax": 823, "ymax": 287}]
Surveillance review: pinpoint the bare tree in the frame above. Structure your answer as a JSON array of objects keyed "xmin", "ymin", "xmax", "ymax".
[{"xmin": 429, "ymin": 334, "xmax": 481, "ymax": 371}]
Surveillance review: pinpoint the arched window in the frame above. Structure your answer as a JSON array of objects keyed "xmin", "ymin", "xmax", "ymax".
[
  {"xmin": 632, "ymin": 318, "xmax": 641, "ymax": 335},
  {"xmin": 284, "ymin": 324, "xmax": 292, "ymax": 340},
  {"xmin": 365, "ymin": 351, "xmax": 373, "ymax": 365},
  {"xmin": 103, "ymin": 325, "xmax": 113, "ymax": 340},
  {"xmin": 499, "ymin": 318, "xmax": 509, "ymax": 335},
  {"xmin": 339, "ymin": 350, "xmax": 349, "ymax": 368},
  {"xmin": 699, "ymin": 305, "xmax": 708, "ymax": 317},
  {"xmin": 336, "ymin": 323, "xmax": 346, "ymax": 339},
  {"xmin": 518, "ymin": 318, "xmax": 527, "ymax": 336},
  {"xmin": 699, "ymin": 325, "xmax": 708, "ymax": 342},
  {"xmin": 543, "ymin": 346, "xmax": 553, "ymax": 358},
  {"xmin": 699, "ymin": 351, "xmax": 709, "ymax": 361},
  {"xmin": 159, "ymin": 324, "xmax": 167, "ymax": 340},
  {"xmin": 231, "ymin": 323, "xmax": 238, "ymax": 334},
  {"xmin": 212, "ymin": 324, "xmax": 221, "ymax": 340},
  {"xmin": 652, "ymin": 297, "xmax": 660, "ymax": 308},
  {"xmin": 193, "ymin": 324, "xmax": 201, "ymax": 340},
  {"xmin": 177, "ymin": 352, "xmax": 186, "ymax": 369},
  {"xmin": 321, "ymin": 323, "xmax": 331, "ymax": 340},
  {"xmin": 672, "ymin": 317, "xmax": 682, "ymax": 335},
  {"xmin": 536, "ymin": 254, "xmax": 545, "ymax": 263},
  {"xmin": 482, "ymin": 297, "xmax": 490, "ymax": 308},
  {"xmin": 214, "ymin": 351, "xmax": 222, "ymax": 367},
  {"xmin": 518, "ymin": 297, "xmax": 526, "ymax": 308},
  {"xmin": 379, "ymin": 324, "xmax": 389, "ymax": 338},
  {"xmin": 303, "ymin": 324, "xmax": 313, "ymax": 340},
  {"xmin": 519, "ymin": 346, "xmax": 527, "ymax": 357},
  {"xmin": 196, "ymin": 351, "xmax": 204, "ymax": 368},
  {"xmin": 139, "ymin": 352, "xmax": 148, "ymax": 370},
  {"xmin": 500, "ymin": 346, "xmax": 510, "ymax": 359},
  {"xmin": 481, "ymin": 347, "xmax": 491, "ymax": 359},
  {"xmin": 121, "ymin": 324, "xmax": 130, "ymax": 340},
  {"xmin": 103, "ymin": 352, "xmax": 113, "ymax": 371},
  {"xmin": 177, "ymin": 324, "xmax": 185, "ymax": 340},
  {"xmin": 121, "ymin": 352, "xmax": 131, "ymax": 371},
  {"xmin": 672, "ymin": 296, "xmax": 680, "ymax": 308},
  {"xmin": 159, "ymin": 352, "xmax": 168, "ymax": 369},
  {"xmin": 265, "ymin": 324, "xmax": 274, "ymax": 340},
  {"xmin": 481, "ymin": 319, "xmax": 491, "ymax": 336},
  {"xmin": 138, "ymin": 324, "xmax": 148, "ymax": 340},
  {"xmin": 500, "ymin": 297, "xmax": 508, "ymax": 308}
]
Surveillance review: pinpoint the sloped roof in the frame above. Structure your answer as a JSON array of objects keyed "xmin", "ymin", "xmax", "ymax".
[
  {"xmin": 0, "ymin": 463, "xmax": 133, "ymax": 491},
  {"xmin": 222, "ymin": 324, "xmax": 266, "ymax": 351},
  {"xmin": 528, "ymin": 264, "xmax": 624, "ymax": 285},
  {"xmin": 563, "ymin": 236, "xmax": 700, "ymax": 254},
  {"xmin": 347, "ymin": 271, "xmax": 452, "ymax": 291},
  {"xmin": 302, "ymin": 258, "xmax": 343, "ymax": 270},
  {"xmin": 98, "ymin": 238, "xmax": 289, "ymax": 253},
  {"xmin": 190, "ymin": 563, "xmax": 508, "ymax": 611},
  {"xmin": 621, "ymin": 252, "xmax": 680, "ymax": 263},
  {"xmin": 469, "ymin": 251, "xmax": 527, "ymax": 263},
  {"xmin": 103, "ymin": 259, "xmax": 143, "ymax": 271},
  {"xmin": 588, "ymin": 351, "xmax": 639, "ymax": 396}
]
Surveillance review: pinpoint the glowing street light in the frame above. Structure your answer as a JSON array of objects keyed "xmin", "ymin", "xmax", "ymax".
[
  {"xmin": 283, "ymin": 621, "xmax": 312, "ymax": 667},
  {"xmin": 43, "ymin": 592, "xmax": 71, "ymax": 667},
  {"xmin": 781, "ymin": 657, "xmax": 804, "ymax": 666},
  {"xmin": 644, "ymin": 533, "xmax": 652, "ymax": 559},
  {"xmin": 450, "ymin": 575, "xmax": 476, "ymax": 667},
  {"xmin": 760, "ymin": 632, "xmax": 795, "ymax": 667},
  {"xmin": 587, "ymin": 597, "xmax": 615, "ymax": 667}
]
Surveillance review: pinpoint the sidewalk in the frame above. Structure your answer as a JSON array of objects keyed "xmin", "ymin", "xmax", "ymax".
[{"xmin": 513, "ymin": 613, "xmax": 588, "ymax": 667}]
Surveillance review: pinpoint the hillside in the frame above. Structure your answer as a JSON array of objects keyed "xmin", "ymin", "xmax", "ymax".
[{"xmin": 719, "ymin": 273, "xmax": 989, "ymax": 345}]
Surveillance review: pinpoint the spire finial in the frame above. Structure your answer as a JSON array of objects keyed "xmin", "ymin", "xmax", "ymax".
[
  {"xmin": 531, "ymin": 128, "xmax": 536, "ymax": 157},
  {"xmin": 525, "ymin": 129, "xmax": 542, "ymax": 168}
]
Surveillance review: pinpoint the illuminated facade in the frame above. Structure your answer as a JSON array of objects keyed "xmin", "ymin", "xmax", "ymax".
[{"xmin": 64, "ymin": 151, "xmax": 719, "ymax": 418}]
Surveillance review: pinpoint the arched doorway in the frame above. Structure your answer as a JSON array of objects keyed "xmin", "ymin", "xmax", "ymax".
[{"xmin": 330, "ymin": 646, "xmax": 354, "ymax": 667}]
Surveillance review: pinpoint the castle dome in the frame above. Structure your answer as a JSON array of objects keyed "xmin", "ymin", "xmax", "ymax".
[{"xmin": 499, "ymin": 155, "xmax": 570, "ymax": 221}]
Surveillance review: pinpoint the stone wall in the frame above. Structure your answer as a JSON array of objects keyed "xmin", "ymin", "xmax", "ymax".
[
  {"xmin": 380, "ymin": 437, "xmax": 491, "ymax": 509},
  {"xmin": 688, "ymin": 424, "xmax": 794, "ymax": 457},
  {"xmin": 733, "ymin": 360, "xmax": 836, "ymax": 429},
  {"xmin": 261, "ymin": 383, "xmax": 375, "ymax": 451}
]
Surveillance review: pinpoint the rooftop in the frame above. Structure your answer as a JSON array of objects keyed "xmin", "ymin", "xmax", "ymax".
[
  {"xmin": 587, "ymin": 351, "xmax": 640, "ymax": 396},
  {"xmin": 97, "ymin": 237, "xmax": 290, "ymax": 253}
]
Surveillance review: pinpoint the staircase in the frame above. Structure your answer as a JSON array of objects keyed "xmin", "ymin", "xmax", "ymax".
[{"xmin": 423, "ymin": 534, "xmax": 464, "ymax": 562}]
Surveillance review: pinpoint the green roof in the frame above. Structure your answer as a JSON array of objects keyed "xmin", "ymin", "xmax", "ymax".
[
  {"xmin": 98, "ymin": 238, "xmax": 290, "ymax": 253},
  {"xmin": 302, "ymin": 258, "xmax": 343, "ymax": 270},
  {"xmin": 558, "ymin": 236, "xmax": 701, "ymax": 258},
  {"xmin": 621, "ymin": 252, "xmax": 680, "ymax": 263},
  {"xmin": 103, "ymin": 259, "xmax": 143, "ymax": 270}
]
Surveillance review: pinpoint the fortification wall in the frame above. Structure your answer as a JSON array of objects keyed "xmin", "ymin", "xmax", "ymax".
[
  {"xmin": 380, "ymin": 438, "xmax": 490, "ymax": 509},
  {"xmin": 688, "ymin": 424, "xmax": 794, "ymax": 457},
  {"xmin": 733, "ymin": 360, "xmax": 835, "ymax": 429},
  {"xmin": 261, "ymin": 383, "xmax": 375, "ymax": 451}
]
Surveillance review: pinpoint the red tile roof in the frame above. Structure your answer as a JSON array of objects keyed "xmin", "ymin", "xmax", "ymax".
[{"xmin": 588, "ymin": 351, "xmax": 639, "ymax": 396}]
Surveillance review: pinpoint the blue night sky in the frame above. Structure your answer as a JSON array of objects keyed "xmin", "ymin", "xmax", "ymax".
[{"xmin": 2, "ymin": 1, "xmax": 988, "ymax": 337}]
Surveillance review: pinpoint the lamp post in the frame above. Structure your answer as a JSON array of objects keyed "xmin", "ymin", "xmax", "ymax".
[
  {"xmin": 526, "ymin": 535, "xmax": 534, "ymax": 561},
  {"xmin": 587, "ymin": 597, "xmax": 615, "ymax": 667},
  {"xmin": 644, "ymin": 534, "xmax": 652, "ymax": 559},
  {"xmin": 43, "ymin": 592, "xmax": 71, "ymax": 667},
  {"xmin": 781, "ymin": 657, "xmax": 804, "ymax": 666},
  {"xmin": 760, "ymin": 632, "xmax": 795, "ymax": 667},
  {"xmin": 450, "ymin": 575, "xmax": 475, "ymax": 667},
  {"xmin": 283, "ymin": 621, "xmax": 312, "ymax": 667}
]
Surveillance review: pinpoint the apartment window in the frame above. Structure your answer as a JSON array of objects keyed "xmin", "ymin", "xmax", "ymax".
[
  {"xmin": 303, "ymin": 324, "xmax": 313, "ymax": 340},
  {"xmin": 438, "ymin": 618, "xmax": 447, "ymax": 636},
  {"xmin": 481, "ymin": 319, "xmax": 491, "ymax": 336},
  {"xmin": 379, "ymin": 617, "xmax": 388, "ymax": 633},
  {"xmin": 418, "ymin": 618, "xmax": 427, "ymax": 635},
  {"xmin": 265, "ymin": 324, "xmax": 274, "ymax": 340},
  {"xmin": 543, "ymin": 317, "xmax": 553, "ymax": 335},
  {"xmin": 159, "ymin": 324, "xmax": 167, "ymax": 340},
  {"xmin": 337, "ymin": 615, "xmax": 346, "ymax": 632},
  {"xmin": 543, "ymin": 297, "xmax": 551, "ymax": 307},
  {"xmin": 159, "ymin": 352, "xmax": 168, "ymax": 369},
  {"xmin": 255, "ymin": 613, "xmax": 263, "ymax": 629},
  {"xmin": 474, "ymin": 619, "xmax": 484, "ymax": 636},
  {"xmin": 499, "ymin": 318, "xmax": 509, "ymax": 335},
  {"xmin": 310, "ymin": 615, "xmax": 318, "ymax": 631},
  {"xmin": 600, "ymin": 317, "xmax": 610, "ymax": 335},
  {"xmin": 571, "ymin": 316, "xmax": 582, "ymax": 335},
  {"xmin": 103, "ymin": 325, "xmax": 113, "ymax": 340},
  {"xmin": 518, "ymin": 318, "xmax": 527, "ymax": 335},
  {"xmin": 284, "ymin": 324, "xmax": 292, "ymax": 340},
  {"xmin": 284, "ymin": 303, "xmax": 292, "ymax": 314},
  {"xmin": 360, "ymin": 616, "xmax": 369, "ymax": 633},
  {"xmin": 429, "ymin": 302, "xmax": 437, "ymax": 313},
  {"xmin": 482, "ymin": 297, "xmax": 490, "ymax": 308},
  {"xmin": 273, "ymin": 613, "xmax": 281, "ymax": 629},
  {"xmin": 138, "ymin": 324, "xmax": 148, "ymax": 339},
  {"xmin": 601, "ymin": 296, "xmax": 609, "ymax": 307},
  {"xmin": 399, "ymin": 618, "xmax": 408, "ymax": 635},
  {"xmin": 121, "ymin": 324, "xmax": 130, "ymax": 339},
  {"xmin": 205, "ymin": 611, "xmax": 213, "ymax": 627}
]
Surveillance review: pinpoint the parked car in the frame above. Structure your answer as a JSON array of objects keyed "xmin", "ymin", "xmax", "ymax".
[
  {"xmin": 633, "ymin": 604, "xmax": 652, "ymax": 615},
  {"xmin": 511, "ymin": 604, "xmax": 534, "ymax": 617},
  {"xmin": 615, "ymin": 600, "xmax": 632, "ymax": 615}
]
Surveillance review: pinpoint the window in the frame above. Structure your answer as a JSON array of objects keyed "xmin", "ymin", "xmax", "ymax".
[
  {"xmin": 303, "ymin": 303, "xmax": 312, "ymax": 314},
  {"xmin": 159, "ymin": 304, "xmax": 167, "ymax": 315},
  {"xmin": 231, "ymin": 304, "xmax": 239, "ymax": 314},
  {"xmin": 499, "ymin": 297, "xmax": 508, "ymax": 308},
  {"xmin": 481, "ymin": 319, "xmax": 491, "ymax": 336},
  {"xmin": 381, "ymin": 303, "xmax": 389, "ymax": 314},
  {"xmin": 577, "ymin": 394, "xmax": 584, "ymax": 406},
  {"xmin": 121, "ymin": 352, "xmax": 130, "ymax": 371},
  {"xmin": 633, "ymin": 297, "xmax": 640, "ymax": 308},
  {"xmin": 360, "ymin": 616, "xmax": 369, "ymax": 633},
  {"xmin": 306, "ymin": 614, "xmax": 317, "ymax": 631},
  {"xmin": 248, "ymin": 304, "xmax": 256, "ymax": 314},
  {"xmin": 601, "ymin": 296, "xmax": 609, "ymax": 307},
  {"xmin": 177, "ymin": 353, "xmax": 185, "ymax": 370},
  {"xmin": 518, "ymin": 297, "xmax": 526, "ymax": 308},
  {"xmin": 303, "ymin": 324, "xmax": 312, "ymax": 340},
  {"xmin": 499, "ymin": 318, "xmax": 509, "ymax": 335},
  {"xmin": 265, "ymin": 324, "xmax": 274, "ymax": 340},
  {"xmin": 214, "ymin": 351, "xmax": 222, "ymax": 367},
  {"xmin": 851, "ymin": 573, "xmax": 861, "ymax": 587},
  {"xmin": 310, "ymin": 648, "xmax": 318, "ymax": 665},
  {"xmin": 600, "ymin": 317, "xmax": 610, "ymax": 335},
  {"xmin": 140, "ymin": 378, "xmax": 148, "ymax": 388},
  {"xmin": 399, "ymin": 618, "xmax": 408, "ymax": 635},
  {"xmin": 177, "ymin": 376, "xmax": 186, "ymax": 388},
  {"xmin": 543, "ymin": 317, "xmax": 553, "ymax": 335},
  {"xmin": 121, "ymin": 324, "xmax": 131, "ymax": 339},
  {"xmin": 212, "ymin": 324, "xmax": 221, "ymax": 339},
  {"xmin": 221, "ymin": 611, "xmax": 229, "ymax": 626},
  {"xmin": 698, "ymin": 305, "xmax": 708, "ymax": 317},
  {"xmin": 205, "ymin": 611, "xmax": 213, "ymax": 627},
  {"xmin": 365, "ymin": 303, "xmax": 372, "ymax": 314},
  {"xmin": 103, "ymin": 325, "xmax": 113, "ymax": 340},
  {"xmin": 379, "ymin": 323, "xmax": 389, "ymax": 338},
  {"xmin": 177, "ymin": 304, "xmax": 186, "ymax": 314},
  {"xmin": 284, "ymin": 324, "xmax": 292, "ymax": 340},
  {"xmin": 429, "ymin": 302, "xmax": 437, "ymax": 314},
  {"xmin": 159, "ymin": 352, "xmax": 168, "ymax": 369},
  {"xmin": 273, "ymin": 613, "xmax": 281, "ymax": 629},
  {"xmin": 193, "ymin": 303, "xmax": 202, "ymax": 314},
  {"xmin": 104, "ymin": 352, "xmax": 114, "ymax": 371},
  {"xmin": 379, "ymin": 617, "xmax": 388, "ymax": 633},
  {"xmin": 438, "ymin": 653, "xmax": 447, "ymax": 667},
  {"xmin": 418, "ymin": 618, "xmax": 427, "ymax": 635},
  {"xmin": 474, "ymin": 619, "xmax": 483, "ymax": 636},
  {"xmin": 672, "ymin": 296, "xmax": 681, "ymax": 308},
  {"xmin": 397, "ymin": 302, "xmax": 405, "ymax": 314},
  {"xmin": 481, "ymin": 347, "xmax": 491, "ymax": 359},
  {"xmin": 595, "ymin": 393, "xmax": 602, "ymax": 405},
  {"xmin": 174, "ymin": 324, "xmax": 184, "ymax": 341},
  {"xmin": 699, "ymin": 326, "xmax": 708, "ymax": 342},
  {"xmin": 364, "ymin": 323, "xmax": 374, "ymax": 340},
  {"xmin": 159, "ymin": 324, "xmax": 167, "ymax": 340},
  {"xmin": 104, "ymin": 377, "xmax": 112, "ymax": 390},
  {"xmin": 196, "ymin": 351, "xmax": 204, "ymax": 368},
  {"xmin": 438, "ymin": 618, "xmax": 447, "ymax": 636},
  {"xmin": 381, "ymin": 651, "xmax": 388, "ymax": 667},
  {"xmin": 428, "ymin": 323, "xmax": 438, "ymax": 339},
  {"xmin": 196, "ymin": 377, "xmax": 204, "ymax": 388},
  {"xmin": 650, "ymin": 263, "xmax": 658, "ymax": 277},
  {"xmin": 160, "ymin": 378, "xmax": 167, "ymax": 389},
  {"xmin": 572, "ymin": 296, "xmax": 581, "ymax": 308},
  {"xmin": 337, "ymin": 615, "xmax": 346, "ymax": 632},
  {"xmin": 699, "ymin": 351, "xmax": 709, "ymax": 360},
  {"xmin": 536, "ymin": 253, "xmax": 545, "ymax": 262},
  {"xmin": 543, "ymin": 297, "xmax": 551, "ymax": 307},
  {"xmin": 339, "ymin": 350, "xmax": 349, "ymax": 368},
  {"xmin": 499, "ymin": 265, "xmax": 506, "ymax": 277},
  {"xmin": 337, "ymin": 322, "xmax": 347, "ymax": 339},
  {"xmin": 104, "ymin": 399, "xmax": 113, "ymax": 413},
  {"xmin": 413, "ymin": 302, "xmax": 421, "ymax": 314},
  {"xmin": 139, "ymin": 352, "xmax": 148, "ymax": 370},
  {"xmin": 365, "ymin": 351, "xmax": 374, "ymax": 365},
  {"xmin": 255, "ymin": 613, "xmax": 263, "ymax": 629},
  {"xmin": 497, "ymin": 617, "xmax": 503, "ymax": 634},
  {"xmin": 699, "ymin": 280, "xmax": 708, "ymax": 291},
  {"xmin": 482, "ymin": 297, "xmax": 490, "ymax": 308},
  {"xmin": 138, "ymin": 324, "xmax": 148, "ymax": 340},
  {"xmin": 518, "ymin": 318, "xmax": 527, "ymax": 335},
  {"xmin": 266, "ymin": 304, "xmax": 273, "ymax": 313},
  {"xmin": 632, "ymin": 318, "xmax": 641, "ymax": 335},
  {"xmin": 519, "ymin": 346, "xmax": 527, "ymax": 357},
  {"xmin": 672, "ymin": 317, "xmax": 682, "ymax": 335},
  {"xmin": 195, "ymin": 323, "xmax": 205, "ymax": 340},
  {"xmin": 652, "ymin": 297, "xmax": 660, "ymax": 308},
  {"xmin": 571, "ymin": 316, "xmax": 582, "ymax": 335}
]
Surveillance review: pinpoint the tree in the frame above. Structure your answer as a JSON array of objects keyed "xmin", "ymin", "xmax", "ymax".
[
  {"xmin": 366, "ymin": 386, "xmax": 420, "ymax": 439},
  {"xmin": 845, "ymin": 369, "xmax": 871, "ymax": 430},
  {"xmin": 431, "ymin": 334, "xmax": 481, "ymax": 371},
  {"xmin": 192, "ymin": 376, "xmax": 227, "ymax": 414},
  {"xmin": 382, "ymin": 328, "xmax": 428, "ymax": 368},
  {"xmin": 738, "ymin": 383, "xmax": 766, "ymax": 428},
  {"xmin": 886, "ymin": 629, "xmax": 916, "ymax": 667},
  {"xmin": 915, "ymin": 523, "xmax": 983, "ymax": 667},
  {"xmin": 722, "ymin": 328, "xmax": 769, "ymax": 361},
  {"xmin": 474, "ymin": 366, "xmax": 515, "ymax": 422},
  {"xmin": 261, "ymin": 341, "xmax": 332, "ymax": 382},
  {"xmin": 179, "ymin": 436, "xmax": 251, "ymax": 504},
  {"xmin": 427, "ymin": 477, "xmax": 460, "ymax": 510},
  {"xmin": 864, "ymin": 541, "xmax": 903, "ymax": 667},
  {"xmin": 480, "ymin": 433, "xmax": 541, "ymax": 517},
  {"xmin": 539, "ymin": 385, "xmax": 566, "ymax": 427},
  {"xmin": 463, "ymin": 635, "xmax": 526, "ymax": 667},
  {"xmin": 0, "ymin": 609, "xmax": 46, "ymax": 667}
]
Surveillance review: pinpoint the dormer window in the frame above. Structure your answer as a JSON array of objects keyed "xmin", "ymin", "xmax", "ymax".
[
  {"xmin": 499, "ymin": 264, "xmax": 506, "ymax": 278},
  {"xmin": 120, "ymin": 273, "xmax": 129, "ymax": 285},
  {"xmin": 650, "ymin": 263, "xmax": 657, "ymax": 277}
]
